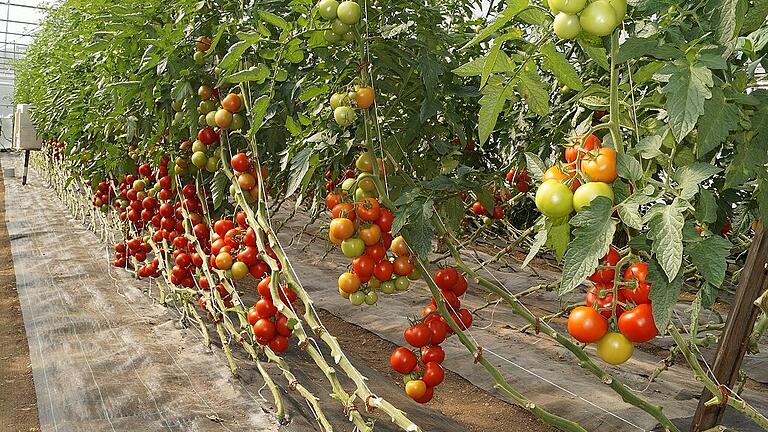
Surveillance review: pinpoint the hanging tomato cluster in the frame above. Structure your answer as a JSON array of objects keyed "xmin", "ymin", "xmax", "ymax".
[
  {"xmin": 91, "ymin": 180, "xmax": 114, "ymax": 208},
  {"xmin": 209, "ymin": 212, "xmax": 274, "ymax": 280},
  {"xmin": 550, "ymin": 0, "xmax": 627, "ymax": 39},
  {"xmin": 325, "ymin": 152, "xmax": 415, "ymax": 306},
  {"xmin": 390, "ymin": 267, "xmax": 473, "ymax": 403},
  {"xmin": 247, "ymin": 276, "xmax": 298, "ymax": 354},
  {"xmin": 535, "ymin": 133, "xmax": 616, "ymax": 218},
  {"xmin": 316, "ymin": 0, "xmax": 362, "ymax": 45},
  {"xmin": 329, "ymin": 85, "xmax": 375, "ymax": 127},
  {"xmin": 567, "ymin": 252, "xmax": 658, "ymax": 365},
  {"xmin": 230, "ymin": 152, "xmax": 268, "ymax": 203},
  {"xmin": 113, "ymin": 238, "xmax": 158, "ymax": 277},
  {"xmin": 505, "ymin": 168, "xmax": 531, "ymax": 194}
]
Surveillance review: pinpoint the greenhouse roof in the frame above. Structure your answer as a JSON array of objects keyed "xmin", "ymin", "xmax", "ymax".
[{"xmin": 0, "ymin": 0, "xmax": 46, "ymax": 85}]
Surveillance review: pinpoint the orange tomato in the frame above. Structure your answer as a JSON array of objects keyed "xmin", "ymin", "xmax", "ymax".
[
  {"xmin": 405, "ymin": 379, "xmax": 427, "ymax": 400},
  {"xmin": 542, "ymin": 165, "xmax": 580, "ymax": 191},
  {"xmin": 390, "ymin": 236, "xmax": 409, "ymax": 256},
  {"xmin": 332, "ymin": 202, "xmax": 356, "ymax": 221},
  {"xmin": 581, "ymin": 148, "xmax": 617, "ymax": 183},
  {"xmin": 221, "ymin": 93, "xmax": 242, "ymax": 112},
  {"xmin": 329, "ymin": 217, "xmax": 355, "ymax": 241},
  {"xmin": 238, "ymin": 173, "xmax": 256, "ymax": 190},
  {"xmin": 565, "ymin": 134, "xmax": 601, "ymax": 163},
  {"xmin": 356, "ymin": 87, "xmax": 375, "ymax": 109},
  {"xmin": 338, "ymin": 272, "xmax": 361, "ymax": 293},
  {"xmin": 359, "ymin": 224, "xmax": 382, "ymax": 246},
  {"xmin": 392, "ymin": 255, "xmax": 414, "ymax": 276},
  {"xmin": 356, "ymin": 197, "xmax": 381, "ymax": 221}
]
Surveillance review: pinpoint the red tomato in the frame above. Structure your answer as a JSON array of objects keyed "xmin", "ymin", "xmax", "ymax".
[
  {"xmin": 352, "ymin": 255, "xmax": 375, "ymax": 281},
  {"xmin": 404, "ymin": 323, "xmax": 432, "ymax": 348},
  {"xmin": 253, "ymin": 318, "xmax": 276, "ymax": 343},
  {"xmin": 565, "ymin": 133, "xmax": 601, "ymax": 163},
  {"xmin": 618, "ymin": 304, "xmax": 658, "ymax": 343},
  {"xmin": 567, "ymin": 306, "xmax": 608, "ymax": 343},
  {"xmin": 356, "ymin": 197, "xmax": 381, "ymax": 221},
  {"xmin": 258, "ymin": 276, "xmax": 272, "ymax": 298},
  {"xmin": 434, "ymin": 267, "xmax": 459, "ymax": 291},
  {"xmin": 588, "ymin": 246, "xmax": 620, "ymax": 284},
  {"xmin": 471, "ymin": 201, "xmax": 487, "ymax": 215},
  {"xmin": 390, "ymin": 347, "xmax": 417, "ymax": 374},
  {"xmin": 427, "ymin": 320, "xmax": 447, "ymax": 345},
  {"xmin": 276, "ymin": 315, "xmax": 292, "ymax": 337},
  {"xmin": 247, "ymin": 307, "xmax": 260, "ymax": 326},
  {"xmin": 373, "ymin": 260, "xmax": 394, "ymax": 281},
  {"xmin": 412, "ymin": 385, "xmax": 434, "ymax": 404},
  {"xmin": 375, "ymin": 208, "xmax": 394, "ymax": 232},
  {"xmin": 421, "ymin": 346, "xmax": 445, "ymax": 364},
  {"xmin": 365, "ymin": 243, "xmax": 387, "ymax": 261},
  {"xmin": 255, "ymin": 298, "xmax": 277, "ymax": 318},
  {"xmin": 269, "ymin": 335, "xmax": 289, "ymax": 353},
  {"xmin": 585, "ymin": 283, "xmax": 625, "ymax": 319},
  {"xmin": 422, "ymin": 362, "xmax": 445, "ymax": 387},
  {"xmin": 453, "ymin": 274, "xmax": 468, "ymax": 296},
  {"xmin": 622, "ymin": 262, "xmax": 652, "ymax": 305}
]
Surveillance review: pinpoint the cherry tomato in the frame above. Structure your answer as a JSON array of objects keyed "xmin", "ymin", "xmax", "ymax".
[
  {"xmin": 341, "ymin": 237, "xmax": 366, "ymax": 258},
  {"xmin": 332, "ymin": 202, "xmax": 357, "ymax": 222},
  {"xmin": 596, "ymin": 332, "xmax": 634, "ymax": 365},
  {"xmin": 356, "ymin": 87, "xmax": 375, "ymax": 109},
  {"xmin": 390, "ymin": 236, "xmax": 409, "ymax": 256},
  {"xmin": 375, "ymin": 208, "xmax": 394, "ymax": 232},
  {"xmin": 404, "ymin": 323, "xmax": 432, "ymax": 348},
  {"xmin": 413, "ymin": 385, "xmax": 434, "ymax": 403},
  {"xmin": 329, "ymin": 217, "xmax": 355, "ymax": 241},
  {"xmin": 352, "ymin": 255, "xmax": 375, "ymax": 280},
  {"xmin": 453, "ymin": 274, "xmax": 468, "ymax": 296},
  {"xmin": 543, "ymin": 165, "xmax": 580, "ymax": 191},
  {"xmin": 422, "ymin": 345, "xmax": 445, "ymax": 364},
  {"xmin": 405, "ymin": 379, "xmax": 428, "ymax": 400},
  {"xmin": 392, "ymin": 256, "xmax": 414, "ymax": 276},
  {"xmin": 338, "ymin": 272, "xmax": 361, "ymax": 293},
  {"xmin": 253, "ymin": 318, "xmax": 276, "ymax": 342},
  {"xmin": 567, "ymin": 306, "xmax": 608, "ymax": 343},
  {"xmin": 422, "ymin": 362, "xmax": 445, "ymax": 387},
  {"xmin": 390, "ymin": 347, "xmax": 417, "ymax": 374},
  {"xmin": 359, "ymin": 223, "xmax": 382, "ymax": 246},
  {"xmin": 622, "ymin": 262, "xmax": 651, "ymax": 305},
  {"xmin": 435, "ymin": 267, "xmax": 459, "ymax": 290},
  {"xmin": 269, "ymin": 335, "xmax": 290, "ymax": 353},
  {"xmin": 255, "ymin": 298, "xmax": 277, "ymax": 318},
  {"xmin": 365, "ymin": 243, "xmax": 387, "ymax": 261},
  {"xmin": 565, "ymin": 134, "xmax": 601, "ymax": 163},
  {"xmin": 373, "ymin": 260, "xmax": 394, "ymax": 281},
  {"xmin": 535, "ymin": 179, "xmax": 574, "ymax": 218},
  {"xmin": 585, "ymin": 283, "xmax": 624, "ymax": 319},
  {"xmin": 471, "ymin": 201, "xmax": 487, "ymax": 215},
  {"xmin": 588, "ymin": 246, "xmax": 620, "ymax": 284},
  {"xmin": 357, "ymin": 197, "xmax": 381, "ymax": 221},
  {"xmin": 581, "ymin": 147, "xmax": 618, "ymax": 183},
  {"xmin": 427, "ymin": 320, "xmax": 447, "ymax": 345},
  {"xmin": 618, "ymin": 304, "xmax": 658, "ymax": 343}
]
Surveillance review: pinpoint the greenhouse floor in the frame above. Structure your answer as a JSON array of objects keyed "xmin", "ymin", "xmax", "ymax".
[{"xmin": 2, "ymin": 150, "xmax": 768, "ymax": 432}]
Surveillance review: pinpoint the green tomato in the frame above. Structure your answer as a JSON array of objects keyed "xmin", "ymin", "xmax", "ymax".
[
  {"xmin": 205, "ymin": 111, "xmax": 217, "ymax": 127},
  {"xmin": 206, "ymin": 156, "xmax": 219, "ymax": 173},
  {"xmin": 191, "ymin": 139, "xmax": 206, "ymax": 153},
  {"xmin": 357, "ymin": 174, "xmax": 375, "ymax": 192},
  {"xmin": 368, "ymin": 277, "xmax": 381, "ymax": 289},
  {"xmin": 317, "ymin": 0, "xmax": 339, "ymax": 20},
  {"xmin": 364, "ymin": 291, "xmax": 378, "ymax": 305},
  {"xmin": 596, "ymin": 332, "xmax": 634, "ymax": 365},
  {"xmin": 329, "ymin": 92, "xmax": 346, "ymax": 110},
  {"xmin": 198, "ymin": 114, "xmax": 206, "ymax": 126},
  {"xmin": 171, "ymin": 100, "xmax": 183, "ymax": 112},
  {"xmin": 341, "ymin": 238, "xmax": 365, "ymax": 258},
  {"xmin": 331, "ymin": 19, "xmax": 350, "ymax": 35},
  {"xmin": 336, "ymin": 1, "xmax": 361, "ymax": 25},
  {"xmin": 349, "ymin": 291, "xmax": 366, "ymax": 306},
  {"xmin": 609, "ymin": 0, "xmax": 627, "ymax": 21},
  {"xmin": 553, "ymin": 13, "xmax": 581, "ymax": 39},
  {"xmin": 355, "ymin": 152, "xmax": 373, "ymax": 172},
  {"xmin": 193, "ymin": 51, "xmax": 205, "ymax": 64},
  {"xmin": 334, "ymin": 106, "xmax": 357, "ymax": 126},
  {"xmin": 380, "ymin": 280, "xmax": 396, "ymax": 294},
  {"xmin": 133, "ymin": 179, "xmax": 146, "ymax": 191},
  {"xmin": 341, "ymin": 177, "xmax": 356, "ymax": 192},
  {"xmin": 324, "ymin": 29, "xmax": 342, "ymax": 43},
  {"xmin": 572, "ymin": 182, "xmax": 614, "ymax": 212},
  {"xmin": 535, "ymin": 179, "xmax": 574, "ymax": 218},
  {"xmin": 548, "ymin": 0, "xmax": 586, "ymax": 14},
  {"xmin": 342, "ymin": 32, "xmax": 356, "ymax": 43},
  {"xmin": 191, "ymin": 151, "xmax": 208, "ymax": 168},
  {"xmin": 200, "ymin": 100, "xmax": 216, "ymax": 113},
  {"xmin": 173, "ymin": 111, "xmax": 184, "ymax": 124},
  {"xmin": 394, "ymin": 276, "xmax": 410, "ymax": 291},
  {"xmin": 407, "ymin": 268, "xmax": 421, "ymax": 281},
  {"xmin": 231, "ymin": 113, "xmax": 245, "ymax": 131},
  {"xmin": 355, "ymin": 187, "xmax": 377, "ymax": 201},
  {"xmin": 580, "ymin": 0, "xmax": 618, "ymax": 36}
]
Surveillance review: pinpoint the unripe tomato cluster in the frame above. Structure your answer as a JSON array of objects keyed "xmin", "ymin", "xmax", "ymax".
[
  {"xmin": 535, "ymin": 132, "xmax": 616, "ymax": 218},
  {"xmin": 248, "ymin": 276, "xmax": 298, "ymax": 353},
  {"xmin": 329, "ymin": 85, "xmax": 376, "ymax": 127},
  {"xmin": 567, "ymin": 252, "xmax": 658, "ymax": 365},
  {"xmin": 317, "ymin": 0, "xmax": 362, "ymax": 44},
  {"xmin": 550, "ymin": 0, "xmax": 627, "ymax": 39},
  {"xmin": 390, "ymin": 267, "xmax": 473, "ymax": 403},
  {"xmin": 326, "ymin": 152, "xmax": 415, "ymax": 305}
]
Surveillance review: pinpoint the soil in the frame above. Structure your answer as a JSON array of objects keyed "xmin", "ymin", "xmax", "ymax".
[
  {"xmin": 0, "ymin": 170, "xmax": 41, "ymax": 432},
  {"xmin": 316, "ymin": 308, "xmax": 553, "ymax": 432}
]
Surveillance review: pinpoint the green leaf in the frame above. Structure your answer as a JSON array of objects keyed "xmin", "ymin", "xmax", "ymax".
[
  {"xmin": 475, "ymin": 187, "xmax": 495, "ymax": 214},
  {"xmin": 452, "ymin": 52, "xmax": 515, "ymax": 77},
  {"xmin": 517, "ymin": 71, "xmax": 549, "ymax": 116},
  {"xmin": 616, "ymin": 152, "xmax": 643, "ymax": 181},
  {"xmin": 725, "ymin": 137, "xmax": 768, "ymax": 188},
  {"xmin": 286, "ymin": 148, "xmax": 313, "ymax": 197},
  {"xmin": 540, "ymin": 42, "xmax": 583, "ymax": 91},
  {"xmin": 617, "ymin": 37, "xmax": 659, "ymax": 63},
  {"xmin": 522, "ymin": 226, "xmax": 547, "ymax": 269},
  {"xmin": 259, "ymin": 10, "xmax": 290, "ymax": 30},
  {"xmin": 696, "ymin": 87, "xmax": 740, "ymax": 158},
  {"xmin": 757, "ymin": 177, "xmax": 768, "ymax": 224},
  {"xmin": 220, "ymin": 64, "xmax": 270, "ymax": 84},
  {"xmin": 478, "ymin": 80, "xmax": 514, "ymax": 145},
  {"xmin": 219, "ymin": 35, "xmax": 260, "ymax": 71},
  {"xmin": 636, "ymin": 135, "xmax": 664, "ymax": 159},
  {"xmin": 647, "ymin": 258, "xmax": 683, "ymax": 333},
  {"xmin": 481, "ymin": 33, "xmax": 516, "ymax": 88},
  {"xmin": 462, "ymin": 0, "xmax": 529, "ymax": 49},
  {"xmin": 645, "ymin": 200, "xmax": 686, "ymax": 281},
  {"xmin": 205, "ymin": 25, "xmax": 228, "ymax": 55},
  {"xmin": 695, "ymin": 189, "xmax": 718, "ymax": 224},
  {"xmin": 546, "ymin": 216, "xmax": 570, "ymax": 261},
  {"xmin": 247, "ymin": 95, "xmax": 271, "ymax": 137},
  {"xmin": 686, "ymin": 236, "xmax": 731, "ymax": 287},
  {"xmin": 560, "ymin": 197, "xmax": 616, "ymax": 295},
  {"xmin": 524, "ymin": 152, "xmax": 547, "ymax": 182},
  {"xmin": 711, "ymin": 0, "xmax": 739, "ymax": 51},
  {"xmin": 741, "ymin": 0, "xmax": 768, "ymax": 34},
  {"xmin": 578, "ymin": 39, "xmax": 610, "ymax": 70},
  {"xmin": 403, "ymin": 210, "xmax": 434, "ymax": 259},
  {"xmin": 674, "ymin": 162, "xmax": 721, "ymax": 200},
  {"xmin": 211, "ymin": 170, "xmax": 229, "ymax": 210},
  {"xmin": 660, "ymin": 60, "xmax": 713, "ymax": 141}
]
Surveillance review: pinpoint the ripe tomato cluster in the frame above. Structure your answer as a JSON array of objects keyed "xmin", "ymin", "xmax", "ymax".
[
  {"xmin": 551, "ymin": 0, "xmax": 627, "ymax": 39},
  {"xmin": 317, "ymin": 0, "xmax": 362, "ymax": 45},
  {"xmin": 505, "ymin": 168, "xmax": 531, "ymax": 193},
  {"xmin": 535, "ymin": 133, "xmax": 616, "ymax": 218},
  {"xmin": 91, "ymin": 180, "xmax": 114, "ymax": 208},
  {"xmin": 329, "ymin": 85, "xmax": 375, "ymax": 127},
  {"xmin": 567, "ymin": 252, "xmax": 658, "ymax": 365},
  {"xmin": 230, "ymin": 152, "xmax": 268, "ymax": 203},
  {"xmin": 209, "ymin": 212, "xmax": 274, "ymax": 280},
  {"xmin": 390, "ymin": 267, "xmax": 473, "ymax": 403},
  {"xmin": 326, "ymin": 152, "xmax": 415, "ymax": 305},
  {"xmin": 247, "ymin": 276, "xmax": 298, "ymax": 353},
  {"xmin": 113, "ymin": 238, "xmax": 159, "ymax": 277}
]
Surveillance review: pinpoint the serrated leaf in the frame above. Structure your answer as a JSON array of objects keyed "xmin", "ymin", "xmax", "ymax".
[
  {"xmin": 636, "ymin": 135, "xmax": 663, "ymax": 159},
  {"xmin": 220, "ymin": 64, "xmax": 270, "ymax": 84},
  {"xmin": 540, "ymin": 42, "xmax": 583, "ymax": 91},
  {"xmin": 247, "ymin": 95, "xmax": 271, "ymax": 137},
  {"xmin": 645, "ymin": 200, "xmax": 686, "ymax": 281},
  {"xmin": 522, "ymin": 227, "xmax": 547, "ymax": 269},
  {"xmin": 380, "ymin": 20, "xmax": 415, "ymax": 38},
  {"xmin": 687, "ymin": 236, "xmax": 731, "ymax": 287},
  {"xmin": 452, "ymin": 52, "xmax": 515, "ymax": 77},
  {"xmin": 462, "ymin": 0, "xmax": 529, "ymax": 49},
  {"xmin": 617, "ymin": 37, "xmax": 660, "ymax": 63},
  {"xmin": 403, "ymin": 210, "xmax": 434, "ymax": 258},
  {"xmin": 617, "ymin": 153, "xmax": 643, "ymax": 181},
  {"xmin": 741, "ymin": 0, "xmax": 768, "ymax": 34},
  {"xmin": 478, "ymin": 80, "xmax": 514, "ymax": 145},
  {"xmin": 524, "ymin": 152, "xmax": 547, "ymax": 182},
  {"xmin": 578, "ymin": 39, "xmax": 610, "ymax": 70},
  {"xmin": 439, "ymin": 196, "xmax": 464, "ymax": 232},
  {"xmin": 517, "ymin": 71, "xmax": 549, "ymax": 116},
  {"xmin": 660, "ymin": 60, "xmax": 713, "ymax": 141},
  {"xmin": 695, "ymin": 189, "xmax": 718, "ymax": 223},
  {"xmin": 560, "ymin": 197, "xmax": 616, "ymax": 295},
  {"xmin": 647, "ymin": 258, "xmax": 683, "ymax": 333},
  {"xmin": 211, "ymin": 170, "xmax": 229, "ymax": 209},
  {"xmin": 674, "ymin": 163, "xmax": 721, "ymax": 200},
  {"xmin": 712, "ymin": 0, "xmax": 738, "ymax": 52},
  {"xmin": 696, "ymin": 87, "xmax": 740, "ymax": 158},
  {"xmin": 546, "ymin": 217, "xmax": 570, "ymax": 261},
  {"xmin": 219, "ymin": 34, "xmax": 260, "ymax": 71},
  {"xmin": 481, "ymin": 33, "xmax": 516, "ymax": 88}
]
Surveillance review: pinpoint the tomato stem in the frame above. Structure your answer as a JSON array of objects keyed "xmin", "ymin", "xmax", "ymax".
[{"xmin": 608, "ymin": 30, "xmax": 624, "ymax": 154}]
